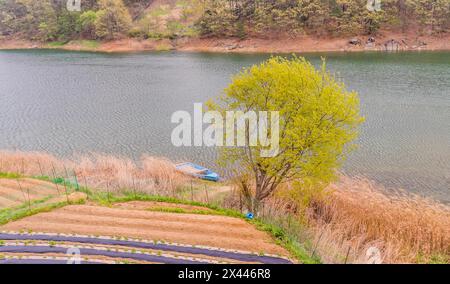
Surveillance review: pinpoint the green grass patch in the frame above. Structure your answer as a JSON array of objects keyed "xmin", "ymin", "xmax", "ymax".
[
  {"xmin": 80, "ymin": 40, "xmax": 100, "ymax": 49},
  {"xmin": 148, "ymin": 206, "xmax": 222, "ymax": 216},
  {"xmin": 34, "ymin": 175, "xmax": 81, "ymax": 191},
  {"xmin": 46, "ymin": 41, "xmax": 67, "ymax": 47},
  {"xmin": 155, "ymin": 43, "xmax": 172, "ymax": 51},
  {"xmin": 148, "ymin": 207, "xmax": 187, "ymax": 214},
  {"xmin": 250, "ymin": 219, "xmax": 320, "ymax": 264},
  {"xmin": 0, "ymin": 172, "xmax": 22, "ymax": 179},
  {"xmin": 67, "ymin": 40, "xmax": 100, "ymax": 49},
  {"xmin": 0, "ymin": 200, "xmax": 67, "ymax": 226},
  {"xmin": 417, "ymin": 253, "xmax": 449, "ymax": 264}
]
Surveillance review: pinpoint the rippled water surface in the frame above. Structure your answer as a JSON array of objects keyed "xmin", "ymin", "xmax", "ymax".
[{"xmin": 0, "ymin": 50, "xmax": 449, "ymax": 202}]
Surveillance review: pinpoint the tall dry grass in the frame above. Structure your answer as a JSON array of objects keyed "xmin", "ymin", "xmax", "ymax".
[
  {"xmin": 223, "ymin": 175, "xmax": 449, "ymax": 263},
  {"xmin": 306, "ymin": 176, "xmax": 450, "ymax": 263},
  {"xmin": 0, "ymin": 150, "xmax": 190, "ymax": 196}
]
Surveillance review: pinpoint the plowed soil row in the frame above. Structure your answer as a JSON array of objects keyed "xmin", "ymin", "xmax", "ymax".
[
  {"xmin": 0, "ymin": 178, "xmax": 62, "ymax": 208},
  {"xmin": 0, "ymin": 204, "xmax": 288, "ymax": 257}
]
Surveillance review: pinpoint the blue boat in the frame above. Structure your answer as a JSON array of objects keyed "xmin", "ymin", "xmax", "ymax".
[{"xmin": 175, "ymin": 162, "xmax": 220, "ymax": 182}]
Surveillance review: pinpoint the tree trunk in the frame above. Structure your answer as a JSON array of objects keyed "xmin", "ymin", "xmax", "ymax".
[{"xmin": 248, "ymin": 197, "xmax": 261, "ymax": 216}]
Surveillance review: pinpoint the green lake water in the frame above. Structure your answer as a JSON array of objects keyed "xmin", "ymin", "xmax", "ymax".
[{"xmin": 0, "ymin": 50, "xmax": 449, "ymax": 202}]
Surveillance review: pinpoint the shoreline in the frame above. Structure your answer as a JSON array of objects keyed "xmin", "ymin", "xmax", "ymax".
[
  {"xmin": 0, "ymin": 148, "xmax": 448, "ymax": 204},
  {"xmin": 1, "ymin": 33, "xmax": 450, "ymax": 54}
]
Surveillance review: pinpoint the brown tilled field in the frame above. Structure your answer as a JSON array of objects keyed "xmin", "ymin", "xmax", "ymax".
[
  {"xmin": 0, "ymin": 170, "xmax": 291, "ymax": 263},
  {"xmin": 0, "ymin": 178, "xmax": 63, "ymax": 208},
  {"xmin": 113, "ymin": 200, "xmax": 216, "ymax": 212},
  {"xmin": 0, "ymin": 203, "xmax": 287, "ymax": 257}
]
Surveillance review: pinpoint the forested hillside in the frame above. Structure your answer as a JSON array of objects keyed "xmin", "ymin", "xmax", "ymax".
[{"xmin": 0, "ymin": 0, "xmax": 449, "ymax": 42}]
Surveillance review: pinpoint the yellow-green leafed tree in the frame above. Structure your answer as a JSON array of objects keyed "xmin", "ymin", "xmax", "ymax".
[
  {"xmin": 208, "ymin": 57, "xmax": 364, "ymax": 214},
  {"xmin": 95, "ymin": 0, "xmax": 132, "ymax": 39}
]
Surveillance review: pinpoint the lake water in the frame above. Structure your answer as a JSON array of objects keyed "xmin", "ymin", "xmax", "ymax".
[{"xmin": 0, "ymin": 50, "xmax": 449, "ymax": 202}]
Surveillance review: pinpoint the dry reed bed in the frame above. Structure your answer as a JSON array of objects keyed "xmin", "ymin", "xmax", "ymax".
[
  {"xmin": 0, "ymin": 151, "xmax": 190, "ymax": 196},
  {"xmin": 223, "ymin": 176, "xmax": 449, "ymax": 263},
  {"xmin": 305, "ymin": 177, "xmax": 449, "ymax": 263}
]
